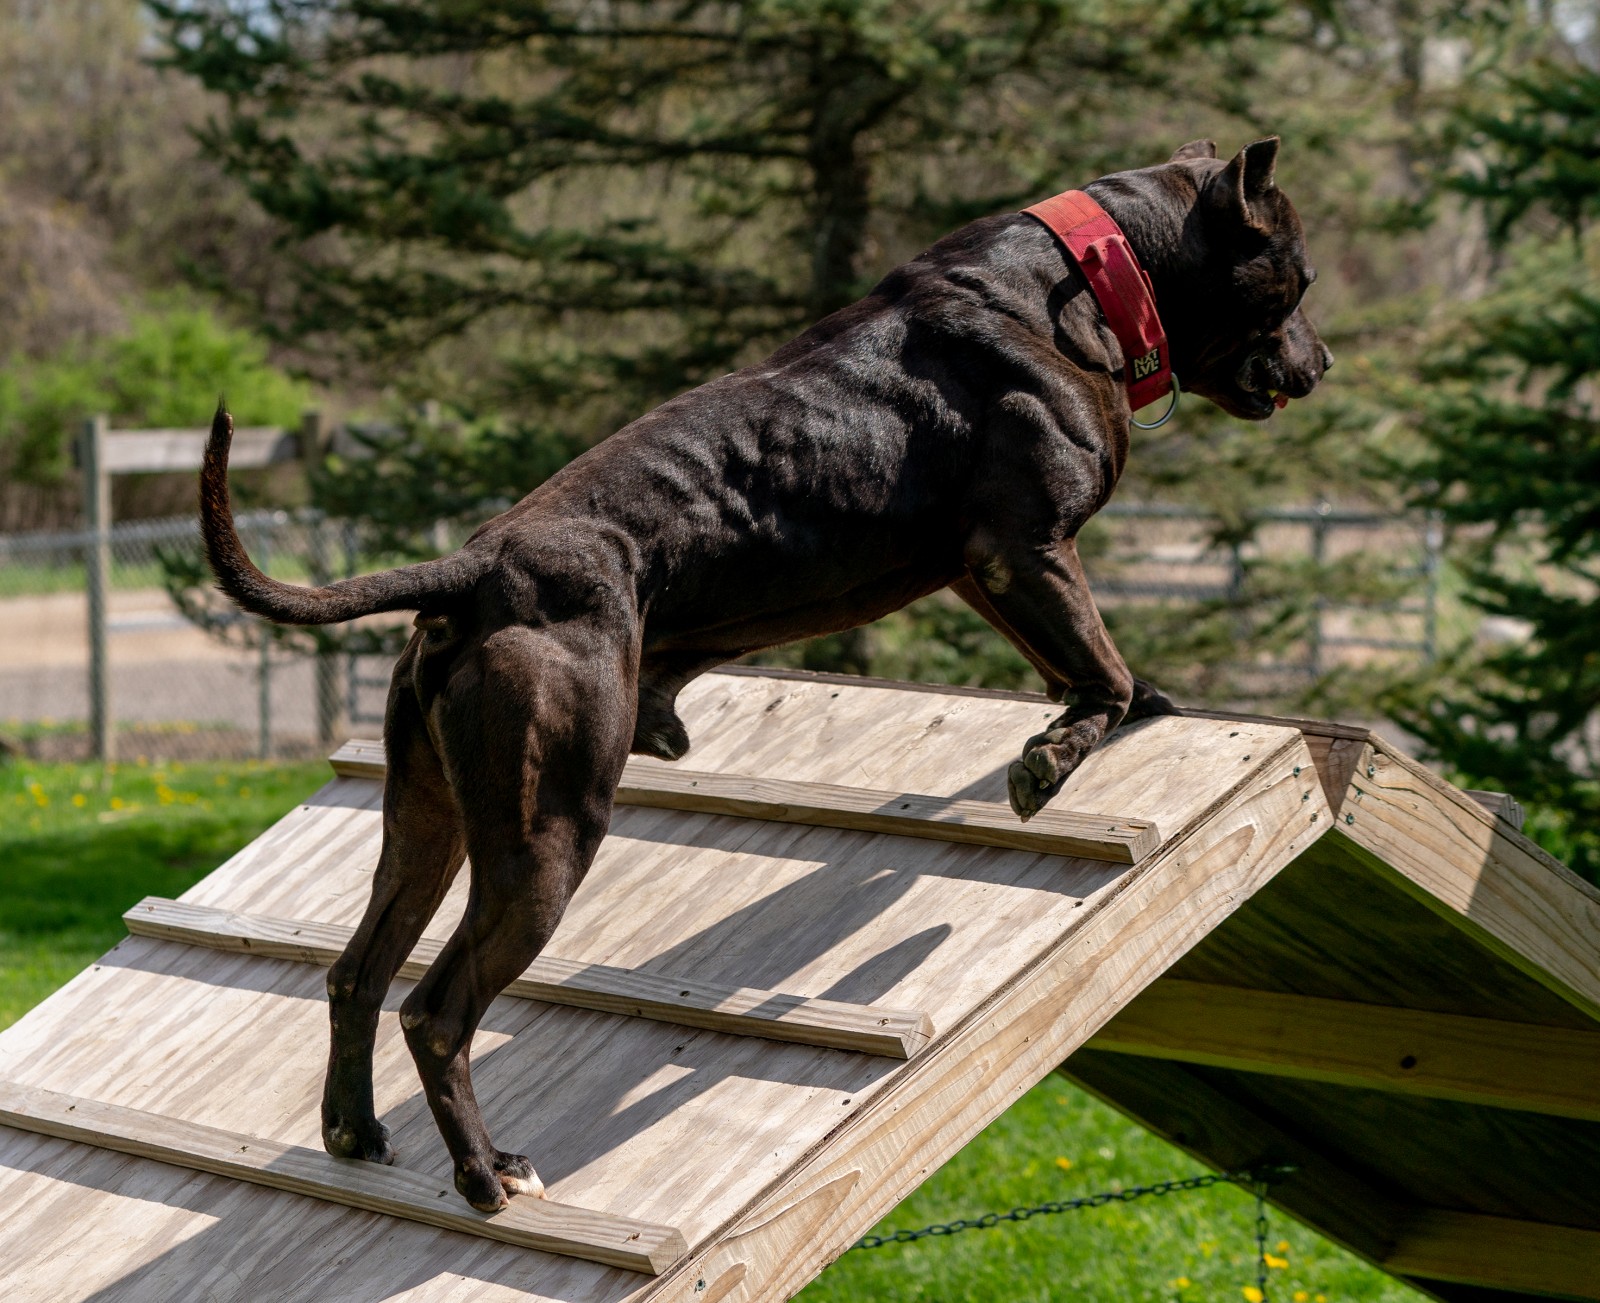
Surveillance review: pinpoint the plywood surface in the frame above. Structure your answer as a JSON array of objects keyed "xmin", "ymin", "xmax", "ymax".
[
  {"xmin": 124, "ymin": 896, "xmax": 935, "ymax": 1059},
  {"xmin": 329, "ymin": 743, "xmax": 1162, "ymax": 864},
  {"xmin": 1088, "ymin": 978, "xmax": 1600, "ymax": 1120},
  {"xmin": 0, "ymin": 1081, "xmax": 686, "ymax": 1274},
  {"xmin": 6, "ymin": 674, "xmax": 1593, "ymax": 1302},
  {"xmin": 0, "ymin": 673, "xmax": 1310, "ymax": 1303},
  {"xmin": 1067, "ymin": 708, "xmax": 1600, "ymax": 1303}
]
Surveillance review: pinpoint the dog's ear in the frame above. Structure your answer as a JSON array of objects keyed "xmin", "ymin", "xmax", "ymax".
[
  {"xmin": 1169, "ymin": 139, "xmax": 1217, "ymax": 162},
  {"xmin": 1213, "ymin": 137, "xmax": 1280, "ymax": 232}
]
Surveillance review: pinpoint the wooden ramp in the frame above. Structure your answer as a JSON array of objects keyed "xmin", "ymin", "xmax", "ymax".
[{"xmin": 0, "ymin": 669, "xmax": 1595, "ymax": 1301}]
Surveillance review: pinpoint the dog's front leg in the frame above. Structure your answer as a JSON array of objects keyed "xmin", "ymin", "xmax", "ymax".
[
  {"xmin": 950, "ymin": 575, "xmax": 1070, "ymax": 703},
  {"xmin": 962, "ymin": 531, "xmax": 1135, "ymax": 820}
]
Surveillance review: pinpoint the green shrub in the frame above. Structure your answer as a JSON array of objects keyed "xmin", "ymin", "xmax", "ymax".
[{"xmin": 0, "ymin": 301, "xmax": 309, "ymax": 484}]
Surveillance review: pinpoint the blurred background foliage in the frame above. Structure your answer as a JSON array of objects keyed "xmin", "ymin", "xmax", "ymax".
[{"xmin": 1, "ymin": 0, "xmax": 1596, "ymax": 876}]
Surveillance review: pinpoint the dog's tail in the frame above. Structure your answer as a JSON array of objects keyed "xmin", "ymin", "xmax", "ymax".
[{"xmin": 200, "ymin": 402, "xmax": 484, "ymax": 625}]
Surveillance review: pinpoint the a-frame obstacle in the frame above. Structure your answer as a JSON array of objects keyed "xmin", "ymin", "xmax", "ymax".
[{"xmin": 1, "ymin": 668, "xmax": 1596, "ymax": 1301}]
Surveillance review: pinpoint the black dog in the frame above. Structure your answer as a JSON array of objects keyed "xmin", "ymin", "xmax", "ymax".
[{"xmin": 200, "ymin": 136, "xmax": 1329, "ymax": 1210}]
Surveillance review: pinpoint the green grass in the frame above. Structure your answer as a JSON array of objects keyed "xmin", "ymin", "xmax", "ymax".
[
  {"xmin": 801, "ymin": 1083, "xmax": 1419, "ymax": 1303},
  {"xmin": 0, "ymin": 757, "xmax": 326, "ymax": 1026},
  {"xmin": 0, "ymin": 553, "xmax": 319, "ymax": 599},
  {"xmin": 0, "ymin": 761, "xmax": 1420, "ymax": 1301}
]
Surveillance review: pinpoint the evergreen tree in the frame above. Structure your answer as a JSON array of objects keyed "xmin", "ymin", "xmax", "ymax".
[
  {"xmin": 153, "ymin": 0, "xmax": 1279, "ymax": 429},
  {"xmin": 1389, "ymin": 61, "xmax": 1600, "ymax": 881},
  {"xmin": 152, "ymin": 0, "xmax": 1291, "ymax": 672}
]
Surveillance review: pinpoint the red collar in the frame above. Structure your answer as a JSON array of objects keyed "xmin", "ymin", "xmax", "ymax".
[{"xmin": 1023, "ymin": 190, "xmax": 1173, "ymax": 412}]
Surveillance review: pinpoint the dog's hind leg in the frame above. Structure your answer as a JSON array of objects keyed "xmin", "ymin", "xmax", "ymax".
[
  {"xmin": 400, "ymin": 622, "xmax": 633, "ymax": 1210},
  {"xmin": 323, "ymin": 671, "xmax": 466, "ymax": 1165}
]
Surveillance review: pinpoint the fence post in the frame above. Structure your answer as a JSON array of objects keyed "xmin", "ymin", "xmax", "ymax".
[
  {"xmin": 343, "ymin": 521, "xmax": 361, "ymax": 727},
  {"xmin": 81, "ymin": 415, "xmax": 114, "ymax": 764},
  {"xmin": 1423, "ymin": 511, "xmax": 1443, "ymax": 662},
  {"xmin": 1308, "ymin": 503, "xmax": 1330, "ymax": 679},
  {"xmin": 301, "ymin": 410, "xmax": 344, "ymax": 748},
  {"xmin": 252, "ymin": 521, "xmax": 272, "ymax": 761}
]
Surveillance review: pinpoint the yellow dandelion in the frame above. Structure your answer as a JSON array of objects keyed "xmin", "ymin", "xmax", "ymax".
[
  {"xmin": 1277, "ymin": 1241, "xmax": 1290, "ymax": 1254},
  {"xmin": 1169, "ymin": 1278, "xmax": 1191, "ymax": 1290},
  {"xmin": 156, "ymin": 785, "xmax": 175, "ymax": 805},
  {"xmin": 238, "ymin": 787, "xmax": 252, "ymax": 798},
  {"xmin": 215, "ymin": 774, "xmax": 229, "ymax": 786},
  {"xmin": 1294, "ymin": 1293, "xmax": 1309, "ymax": 1302},
  {"xmin": 1055, "ymin": 1095, "xmax": 1068, "ymax": 1106},
  {"xmin": 110, "ymin": 797, "xmax": 125, "ymax": 810},
  {"xmin": 72, "ymin": 793, "xmax": 87, "ymax": 808},
  {"xmin": 1243, "ymin": 1288, "xmax": 1264, "ymax": 1303},
  {"xmin": 33, "ymin": 790, "xmax": 49, "ymax": 807},
  {"xmin": 1199, "ymin": 1238, "xmax": 1219, "ymax": 1258},
  {"xmin": 1265, "ymin": 1253, "xmax": 1289, "ymax": 1269},
  {"xmin": 1055, "ymin": 1157, "xmax": 1073, "ymax": 1171}
]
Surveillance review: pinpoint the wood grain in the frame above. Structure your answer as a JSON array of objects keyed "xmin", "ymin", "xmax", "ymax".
[
  {"xmin": 327, "ymin": 742, "xmax": 1161, "ymax": 864},
  {"xmin": 1088, "ymin": 979, "xmax": 1600, "ymax": 1120},
  {"xmin": 640, "ymin": 735, "xmax": 1328, "ymax": 1302},
  {"xmin": 1339, "ymin": 739, "xmax": 1600, "ymax": 1024},
  {"xmin": 0, "ymin": 1080, "xmax": 686, "ymax": 1275},
  {"xmin": 1464, "ymin": 790, "xmax": 1524, "ymax": 832},
  {"xmin": 10, "ymin": 671, "xmax": 1587, "ymax": 1303},
  {"xmin": 1386, "ymin": 1209, "xmax": 1600, "ymax": 1298},
  {"xmin": 123, "ymin": 897, "xmax": 934, "ymax": 1059}
]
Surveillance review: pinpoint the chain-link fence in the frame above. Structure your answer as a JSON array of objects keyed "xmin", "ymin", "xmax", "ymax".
[
  {"xmin": 1085, "ymin": 501, "xmax": 1443, "ymax": 693},
  {"xmin": 0, "ymin": 503, "xmax": 1444, "ymax": 763},
  {"xmin": 0, "ymin": 510, "xmax": 343, "ymax": 762}
]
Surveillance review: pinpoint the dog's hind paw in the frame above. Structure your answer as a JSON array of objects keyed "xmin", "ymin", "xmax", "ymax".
[
  {"xmin": 631, "ymin": 710, "xmax": 690, "ymax": 761},
  {"xmin": 495, "ymin": 1151, "xmax": 546, "ymax": 1199},
  {"xmin": 323, "ymin": 1118, "xmax": 395, "ymax": 1165},
  {"xmin": 455, "ymin": 1151, "xmax": 545, "ymax": 1210}
]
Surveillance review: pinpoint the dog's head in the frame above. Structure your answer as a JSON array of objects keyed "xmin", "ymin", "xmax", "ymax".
[{"xmin": 1157, "ymin": 137, "xmax": 1332, "ymax": 420}]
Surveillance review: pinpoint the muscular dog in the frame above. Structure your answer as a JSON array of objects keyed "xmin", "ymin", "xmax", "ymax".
[{"xmin": 200, "ymin": 136, "xmax": 1330, "ymax": 1210}]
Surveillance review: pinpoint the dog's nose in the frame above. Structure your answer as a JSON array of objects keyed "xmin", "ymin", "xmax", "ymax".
[{"xmin": 1321, "ymin": 344, "xmax": 1335, "ymax": 372}]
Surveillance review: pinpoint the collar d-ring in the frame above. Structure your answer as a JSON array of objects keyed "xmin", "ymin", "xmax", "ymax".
[{"xmin": 1130, "ymin": 374, "xmax": 1180, "ymax": 430}]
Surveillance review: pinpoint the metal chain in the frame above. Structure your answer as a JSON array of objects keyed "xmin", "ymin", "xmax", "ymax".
[{"xmin": 851, "ymin": 1164, "xmax": 1296, "ymax": 1251}]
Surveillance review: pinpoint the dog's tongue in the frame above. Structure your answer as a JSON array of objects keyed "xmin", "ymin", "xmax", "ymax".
[{"xmin": 1273, "ymin": 392, "xmax": 1290, "ymax": 410}]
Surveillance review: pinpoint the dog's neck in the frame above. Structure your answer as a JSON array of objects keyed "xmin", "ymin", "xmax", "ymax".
[{"xmin": 1083, "ymin": 169, "xmax": 1205, "ymax": 324}]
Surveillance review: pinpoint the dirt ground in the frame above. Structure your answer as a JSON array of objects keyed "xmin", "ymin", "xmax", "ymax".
[{"xmin": 0, "ymin": 589, "xmax": 350, "ymax": 760}]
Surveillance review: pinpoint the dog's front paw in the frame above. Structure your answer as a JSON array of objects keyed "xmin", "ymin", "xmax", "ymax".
[
  {"xmin": 1125, "ymin": 678, "xmax": 1182, "ymax": 722},
  {"xmin": 1007, "ymin": 760, "xmax": 1053, "ymax": 821},
  {"xmin": 323, "ymin": 1117, "xmax": 395, "ymax": 1165},
  {"xmin": 1008, "ymin": 723, "xmax": 1099, "ymax": 820}
]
